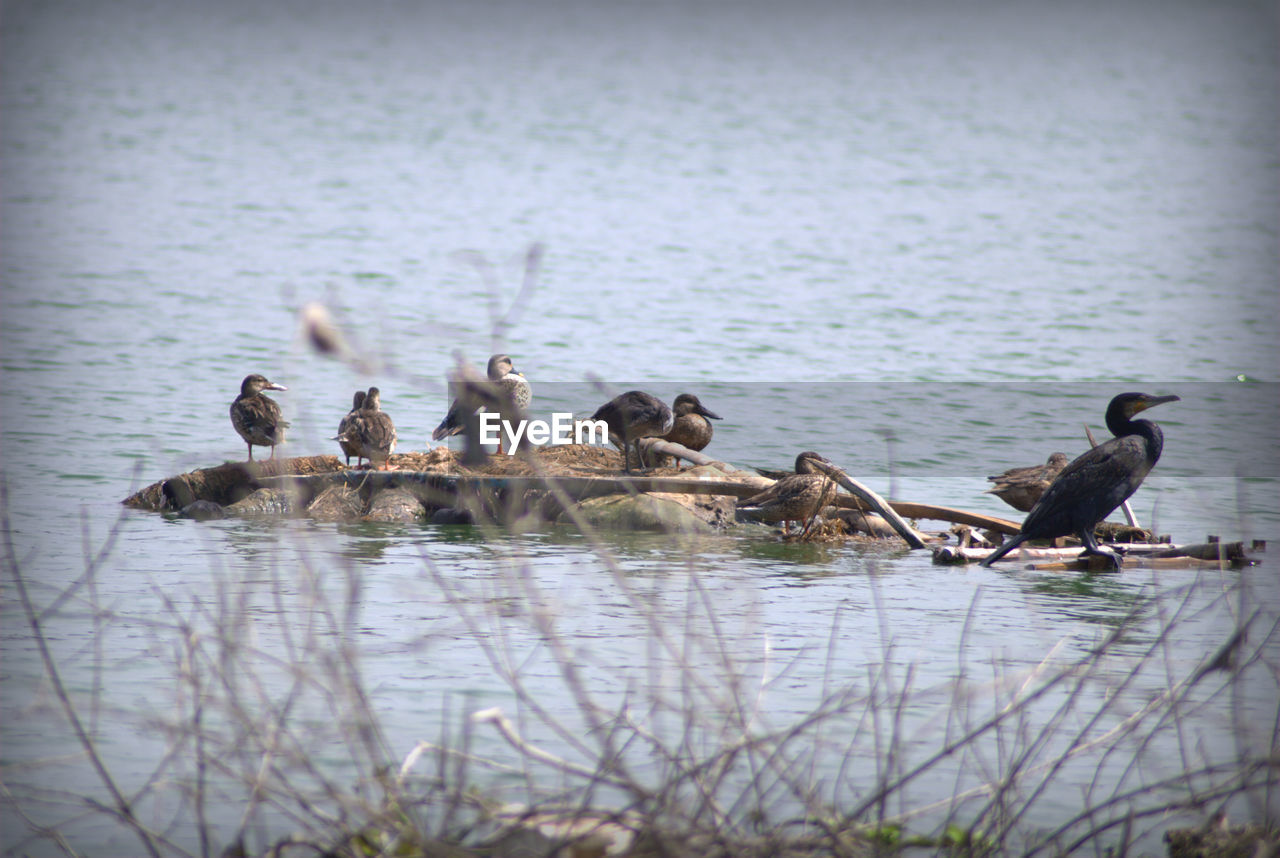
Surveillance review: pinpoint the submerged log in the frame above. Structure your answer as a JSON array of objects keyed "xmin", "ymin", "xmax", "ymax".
[{"xmin": 125, "ymin": 455, "xmax": 344, "ymax": 510}]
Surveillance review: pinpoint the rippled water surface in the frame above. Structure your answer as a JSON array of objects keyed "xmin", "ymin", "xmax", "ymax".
[{"xmin": 2, "ymin": 0, "xmax": 1278, "ymax": 854}]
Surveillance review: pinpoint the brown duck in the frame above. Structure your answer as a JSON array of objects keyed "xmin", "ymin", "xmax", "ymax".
[
  {"xmin": 985, "ymin": 452, "xmax": 1069, "ymax": 513},
  {"xmin": 737, "ymin": 451, "xmax": 837, "ymax": 537},
  {"xmin": 590, "ymin": 390, "xmax": 674, "ymax": 474},
  {"xmin": 662, "ymin": 393, "xmax": 721, "ymax": 462},
  {"xmin": 230, "ymin": 374, "xmax": 289, "ymax": 460},
  {"xmin": 432, "ymin": 354, "xmax": 531, "ymax": 454},
  {"xmin": 353, "ymin": 386, "xmax": 397, "ymax": 470},
  {"xmin": 336, "ymin": 390, "xmax": 367, "ymax": 467}
]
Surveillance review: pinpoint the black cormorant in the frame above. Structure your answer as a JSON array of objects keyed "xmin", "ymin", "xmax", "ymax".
[{"xmin": 981, "ymin": 392, "xmax": 1179, "ymax": 568}]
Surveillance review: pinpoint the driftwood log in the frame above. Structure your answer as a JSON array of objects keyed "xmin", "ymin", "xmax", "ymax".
[
  {"xmin": 256, "ymin": 471, "xmax": 1020, "ymax": 539},
  {"xmin": 122, "ymin": 448, "xmax": 1023, "ymax": 541},
  {"xmin": 934, "ymin": 540, "xmax": 1262, "ymax": 569},
  {"xmin": 804, "ymin": 459, "xmax": 928, "ymax": 549},
  {"xmin": 637, "ymin": 437, "xmax": 721, "ymax": 469},
  {"xmin": 124, "ymin": 456, "xmax": 344, "ymax": 510}
]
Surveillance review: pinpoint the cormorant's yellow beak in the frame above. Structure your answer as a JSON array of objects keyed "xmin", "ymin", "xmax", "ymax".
[{"xmin": 1131, "ymin": 393, "xmax": 1180, "ymax": 415}]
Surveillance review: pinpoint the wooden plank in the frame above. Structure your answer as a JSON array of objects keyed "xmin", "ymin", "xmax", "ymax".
[
  {"xmin": 933, "ymin": 541, "xmax": 1258, "ymax": 567},
  {"xmin": 835, "ymin": 497, "xmax": 1020, "ymax": 534}
]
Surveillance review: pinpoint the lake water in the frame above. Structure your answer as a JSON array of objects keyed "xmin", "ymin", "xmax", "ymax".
[{"xmin": 2, "ymin": 0, "xmax": 1278, "ymax": 854}]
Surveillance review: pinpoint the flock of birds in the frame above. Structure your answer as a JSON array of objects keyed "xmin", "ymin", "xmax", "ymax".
[
  {"xmin": 228, "ymin": 355, "xmax": 722, "ymax": 472},
  {"xmin": 229, "ymin": 362, "xmax": 1180, "ymax": 567}
]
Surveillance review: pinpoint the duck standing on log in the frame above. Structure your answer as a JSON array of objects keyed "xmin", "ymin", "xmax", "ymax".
[
  {"xmin": 981, "ymin": 392, "xmax": 1179, "ymax": 569},
  {"xmin": 230, "ymin": 374, "xmax": 289, "ymax": 461},
  {"xmin": 432, "ymin": 354, "xmax": 531, "ymax": 454},
  {"xmin": 336, "ymin": 390, "xmax": 367, "ymax": 467},
  {"xmin": 985, "ymin": 451, "xmax": 1069, "ymax": 513},
  {"xmin": 662, "ymin": 393, "xmax": 722, "ymax": 465},
  {"xmin": 591, "ymin": 390, "xmax": 674, "ymax": 474},
  {"xmin": 737, "ymin": 451, "xmax": 837, "ymax": 538},
  {"xmin": 353, "ymin": 386, "xmax": 397, "ymax": 470}
]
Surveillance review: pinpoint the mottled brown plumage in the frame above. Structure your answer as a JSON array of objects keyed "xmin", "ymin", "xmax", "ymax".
[
  {"xmin": 230, "ymin": 374, "xmax": 289, "ymax": 460},
  {"xmin": 985, "ymin": 452, "xmax": 1069, "ymax": 513},
  {"xmin": 353, "ymin": 387, "xmax": 397, "ymax": 470},
  {"xmin": 432, "ymin": 354, "xmax": 531, "ymax": 454},
  {"xmin": 738, "ymin": 451, "xmax": 837, "ymax": 537},
  {"xmin": 336, "ymin": 390, "xmax": 367, "ymax": 467},
  {"xmin": 662, "ymin": 393, "xmax": 721, "ymax": 461}
]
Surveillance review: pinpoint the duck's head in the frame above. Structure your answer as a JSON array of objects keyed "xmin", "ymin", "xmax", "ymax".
[
  {"xmin": 241, "ymin": 374, "xmax": 286, "ymax": 396},
  {"xmin": 487, "ymin": 354, "xmax": 517, "ymax": 380},
  {"xmin": 673, "ymin": 393, "xmax": 721, "ymax": 420},
  {"xmin": 794, "ymin": 451, "xmax": 832, "ymax": 474}
]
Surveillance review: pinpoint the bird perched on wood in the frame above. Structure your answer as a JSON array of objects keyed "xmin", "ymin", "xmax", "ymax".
[
  {"xmin": 982, "ymin": 392, "xmax": 1179, "ymax": 569},
  {"xmin": 985, "ymin": 452, "xmax": 1070, "ymax": 513},
  {"xmin": 661, "ymin": 393, "xmax": 721, "ymax": 465},
  {"xmin": 351, "ymin": 387, "xmax": 397, "ymax": 470},
  {"xmin": 737, "ymin": 451, "xmax": 838, "ymax": 538},
  {"xmin": 432, "ymin": 354, "xmax": 531, "ymax": 455},
  {"xmin": 336, "ymin": 390, "xmax": 367, "ymax": 467},
  {"xmin": 590, "ymin": 390, "xmax": 674, "ymax": 474},
  {"xmin": 230, "ymin": 374, "xmax": 289, "ymax": 461}
]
